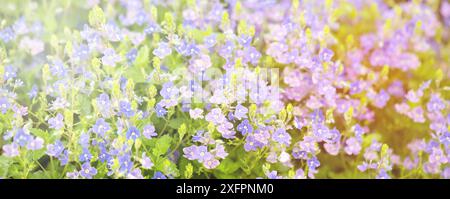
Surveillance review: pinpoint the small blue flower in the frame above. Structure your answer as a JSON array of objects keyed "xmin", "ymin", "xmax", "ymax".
[
  {"xmin": 13, "ymin": 128, "xmax": 33, "ymax": 147},
  {"xmin": 234, "ymin": 104, "xmax": 248, "ymax": 120},
  {"xmin": 97, "ymin": 93, "xmax": 112, "ymax": 118},
  {"xmin": 79, "ymin": 162, "xmax": 97, "ymax": 179},
  {"xmin": 144, "ymin": 22, "xmax": 161, "ymax": 35},
  {"xmin": 153, "ymin": 42, "xmax": 172, "ymax": 59},
  {"xmin": 0, "ymin": 97, "xmax": 10, "ymax": 114},
  {"xmin": 79, "ymin": 148, "xmax": 92, "ymax": 163},
  {"xmin": 48, "ymin": 113, "xmax": 64, "ymax": 130},
  {"xmin": 126, "ymin": 126, "xmax": 140, "ymax": 141},
  {"xmin": 49, "ymin": 60, "xmax": 67, "ymax": 77},
  {"xmin": 204, "ymin": 34, "xmax": 217, "ymax": 48},
  {"xmin": 272, "ymin": 128, "xmax": 291, "ymax": 146},
  {"xmin": 307, "ymin": 156, "xmax": 320, "ymax": 170},
  {"xmin": 237, "ymin": 119, "xmax": 253, "ymax": 135},
  {"xmin": 92, "ymin": 118, "xmax": 110, "ymax": 137},
  {"xmin": 152, "ymin": 171, "xmax": 167, "ymax": 179},
  {"xmin": 4, "ymin": 65, "xmax": 17, "ymax": 81},
  {"xmin": 126, "ymin": 48, "xmax": 138, "ymax": 63},
  {"xmin": 46, "ymin": 140, "xmax": 65, "ymax": 157},
  {"xmin": 143, "ymin": 124, "xmax": 157, "ymax": 139},
  {"xmin": 27, "ymin": 85, "xmax": 38, "ymax": 99},
  {"xmin": 58, "ymin": 150, "xmax": 69, "ymax": 166},
  {"xmin": 119, "ymin": 153, "xmax": 133, "ymax": 173},
  {"xmin": 0, "ymin": 27, "xmax": 16, "ymax": 43},
  {"xmin": 160, "ymin": 82, "xmax": 178, "ymax": 99},
  {"xmin": 119, "ymin": 101, "xmax": 135, "ymax": 118},
  {"xmin": 155, "ymin": 103, "xmax": 167, "ymax": 118},
  {"xmin": 79, "ymin": 132, "xmax": 90, "ymax": 148},
  {"xmin": 27, "ymin": 137, "xmax": 44, "ymax": 151}
]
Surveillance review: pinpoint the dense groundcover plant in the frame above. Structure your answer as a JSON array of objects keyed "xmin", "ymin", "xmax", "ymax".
[{"xmin": 0, "ymin": 0, "xmax": 449, "ymax": 179}]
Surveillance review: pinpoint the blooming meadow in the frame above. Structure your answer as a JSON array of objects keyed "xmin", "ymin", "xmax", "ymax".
[{"xmin": 0, "ymin": 0, "xmax": 449, "ymax": 179}]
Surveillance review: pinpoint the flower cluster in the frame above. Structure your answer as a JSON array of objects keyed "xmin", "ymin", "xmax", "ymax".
[{"xmin": 0, "ymin": 0, "xmax": 449, "ymax": 179}]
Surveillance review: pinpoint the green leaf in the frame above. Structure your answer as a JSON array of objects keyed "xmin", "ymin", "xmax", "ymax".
[
  {"xmin": 134, "ymin": 46, "xmax": 150, "ymax": 68},
  {"xmin": 152, "ymin": 135, "xmax": 172, "ymax": 156},
  {"xmin": 184, "ymin": 163, "xmax": 193, "ymax": 179},
  {"xmin": 0, "ymin": 156, "xmax": 12, "ymax": 178},
  {"xmin": 88, "ymin": 6, "xmax": 105, "ymax": 28},
  {"xmin": 216, "ymin": 158, "xmax": 240, "ymax": 174},
  {"xmin": 178, "ymin": 123, "xmax": 186, "ymax": 141}
]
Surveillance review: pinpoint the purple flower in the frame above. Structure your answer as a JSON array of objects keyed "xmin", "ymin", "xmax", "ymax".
[
  {"xmin": 243, "ymin": 46, "xmax": 261, "ymax": 65},
  {"xmin": 323, "ymin": 128, "xmax": 341, "ymax": 144},
  {"xmin": 48, "ymin": 113, "xmax": 64, "ymax": 130},
  {"xmin": 372, "ymin": 90, "xmax": 390, "ymax": 108},
  {"xmin": 376, "ymin": 169, "xmax": 391, "ymax": 179},
  {"xmin": 3, "ymin": 65, "xmax": 17, "ymax": 81},
  {"xmin": 92, "ymin": 118, "xmax": 110, "ymax": 137},
  {"xmin": 272, "ymin": 128, "xmax": 291, "ymax": 146},
  {"xmin": 28, "ymin": 85, "xmax": 38, "ymax": 99},
  {"xmin": 79, "ymin": 132, "xmax": 90, "ymax": 148},
  {"xmin": 439, "ymin": 132, "xmax": 450, "ymax": 147},
  {"xmin": 344, "ymin": 137, "xmax": 361, "ymax": 155},
  {"xmin": 353, "ymin": 124, "xmax": 365, "ymax": 141},
  {"xmin": 46, "ymin": 140, "xmax": 65, "ymax": 157},
  {"xmin": 102, "ymin": 48, "xmax": 122, "ymax": 67},
  {"xmin": 152, "ymin": 171, "xmax": 167, "ymax": 179},
  {"xmin": 59, "ymin": 150, "xmax": 70, "ymax": 166},
  {"xmin": 50, "ymin": 60, "xmax": 66, "ymax": 77},
  {"xmin": 211, "ymin": 144, "xmax": 228, "ymax": 159},
  {"xmin": 307, "ymin": 156, "xmax": 321, "ymax": 170},
  {"xmin": 196, "ymin": 146, "xmax": 211, "ymax": 163},
  {"xmin": 236, "ymin": 119, "xmax": 253, "ymax": 135},
  {"xmin": 126, "ymin": 48, "xmax": 138, "ymax": 63},
  {"xmin": 155, "ymin": 103, "xmax": 167, "ymax": 117},
  {"xmin": 79, "ymin": 148, "xmax": 92, "ymax": 163},
  {"xmin": 218, "ymin": 41, "xmax": 234, "ymax": 59},
  {"xmin": 295, "ymin": 169, "xmax": 306, "ymax": 179},
  {"xmin": 204, "ymin": 34, "xmax": 217, "ymax": 48},
  {"xmin": 203, "ymin": 157, "xmax": 220, "ymax": 169},
  {"xmin": 144, "ymin": 22, "xmax": 161, "ymax": 34},
  {"xmin": 319, "ymin": 48, "xmax": 334, "ymax": 62},
  {"xmin": 97, "ymin": 93, "xmax": 112, "ymax": 118},
  {"xmin": 266, "ymin": 171, "xmax": 282, "ymax": 179},
  {"xmin": 428, "ymin": 148, "xmax": 447, "ymax": 164},
  {"xmin": 244, "ymin": 134, "xmax": 259, "ymax": 152},
  {"xmin": 160, "ymin": 82, "xmax": 179, "ymax": 99},
  {"xmin": 13, "ymin": 128, "xmax": 32, "ymax": 147},
  {"xmin": 127, "ymin": 169, "xmax": 144, "ymax": 179},
  {"xmin": 238, "ymin": 34, "xmax": 252, "ymax": 46},
  {"xmin": 141, "ymin": 152, "xmax": 154, "ymax": 169},
  {"xmin": 183, "ymin": 43, "xmax": 200, "ymax": 57},
  {"xmin": 189, "ymin": 108, "xmax": 204, "ymax": 119},
  {"xmin": 153, "ymin": 42, "xmax": 172, "ymax": 59},
  {"xmin": 234, "ymin": 104, "xmax": 248, "ymax": 120},
  {"xmin": 0, "ymin": 27, "xmax": 15, "ymax": 43},
  {"xmin": 427, "ymin": 94, "xmax": 445, "ymax": 113},
  {"xmin": 126, "ymin": 126, "xmax": 140, "ymax": 141},
  {"xmin": 183, "ymin": 145, "xmax": 199, "ymax": 160},
  {"xmin": 26, "ymin": 137, "xmax": 44, "ymax": 151},
  {"xmin": 0, "ymin": 98, "xmax": 10, "ymax": 114},
  {"xmin": 79, "ymin": 162, "xmax": 97, "ymax": 179},
  {"xmin": 66, "ymin": 170, "xmax": 80, "ymax": 179},
  {"xmin": 119, "ymin": 153, "xmax": 133, "ymax": 173},
  {"xmin": 143, "ymin": 124, "xmax": 157, "ymax": 139},
  {"xmin": 189, "ymin": 54, "xmax": 212, "ymax": 73},
  {"xmin": 2, "ymin": 143, "xmax": 19, "ymax": 157},
  {"xmin": 205, "ymin": 108, "xmax": 226, "ymax": 125},
  {"xmin": 442, "ymin": 167, "xmax": 450, "ymax": 179},
  {"xmin": 217, "ymin": 121, "xmax": 235, "ymax": 139},
  {"xmin": 119, "ymin": 101, "xmax": 135, "ymax": 118}
]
